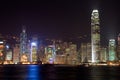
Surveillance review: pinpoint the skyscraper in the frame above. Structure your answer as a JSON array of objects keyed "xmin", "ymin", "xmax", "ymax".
[
  {"xmin": 81, "ymin": 43, "xmax": 87, "ymax": 63},
  {"xmin": 108, "ymin": 39, "xmax": 116, "ymax": 61},
  {"xmin": 81, "ymin": 43, "xmax": 91, "ymax": 63},
  {"xmin": 86, "ymin": 43, "xmax": 92, "ymax": 62},
  {"xmin": 100, "ymin": 47, "xmax": 107, "ymax": 62},
  {"xmin": 117, "ymin": 33, "xmax": 120, "ymax": 60},
  {"xmin": 30, "ymin": 36, "xmax": 38, "ymax": 62},
  {"xmin": 20, "ymin": 26, "xmax": 27, "ymax": 61},
  {"xmin": 0, "ymin": 34, "xmax": 5, "ymax": 62},
  {"xmin": 13, "ymin": 44, "xmax": 20, "ymax": 64},
  {"xmin": 91, "ymin": 9, "xmax": 100, "ymax": 63}
]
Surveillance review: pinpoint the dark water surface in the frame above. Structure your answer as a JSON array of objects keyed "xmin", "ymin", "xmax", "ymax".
[{"xmin": 0, "ymin": 65, "xmax": 120, "ymax": 80}]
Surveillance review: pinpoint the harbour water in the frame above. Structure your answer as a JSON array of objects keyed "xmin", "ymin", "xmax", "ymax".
[{"xmin": 0, "ymin": 64, "xmax": 120, "ymax": 80}]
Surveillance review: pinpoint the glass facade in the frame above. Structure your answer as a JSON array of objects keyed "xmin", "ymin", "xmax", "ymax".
[
  {"xmin": 108, "ymin": 39, "xmax": 116, "ymax": 61},
  {"xmin": 20, "ymin": 27, "xmax": 27, "ymax": 61},
  {"xmin": 91, "ymin": 9, "xmax": 100, "ymax": 63}
]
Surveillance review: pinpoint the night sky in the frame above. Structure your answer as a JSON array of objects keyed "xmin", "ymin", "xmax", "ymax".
[{"xmin": 0, "ymin": 0, "xmax": 120, "ymax": 45}]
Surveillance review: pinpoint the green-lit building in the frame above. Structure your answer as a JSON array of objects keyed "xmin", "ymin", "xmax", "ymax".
[
  {"xmin": 117, "ymin": 33, "xmax": 120, "ymax": 60},
  {"xmin": 108, "ymin": 39, "xmax": 117, "ymax": 61}
]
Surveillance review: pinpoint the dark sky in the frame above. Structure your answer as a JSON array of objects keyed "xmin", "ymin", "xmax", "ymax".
[{"xmin": 0, "ymin": 0, "xmax": 120, "ymax": 45}]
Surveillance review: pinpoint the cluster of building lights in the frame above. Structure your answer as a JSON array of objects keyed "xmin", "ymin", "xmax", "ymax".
[{"xmin": 0, "ymin": 9, "xmax": 120, "ymax": 66}]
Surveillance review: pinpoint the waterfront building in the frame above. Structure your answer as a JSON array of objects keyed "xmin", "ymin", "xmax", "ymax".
[
  {"xmin": 37, "ymin": 45, "xmax": 45, "ymax": 62},
  {"xmin": 81, "ymin": 43, "xmax": 91, "ymax": 63},
  {"xmin": 108, "ymin": 39, "xmax": 117, "ymax": 61},
  {"xmin": 20, "ymin": 27, "xmax": 28, "ymax": 61},
  {"xmin": 64, "ymin": 43, "xmax": 77, "ymax": 65},
  {"xmin": 30, "ymin": 36, "xmax": 38, "ymax": 62},
  {"xmin": 54, "ymin": 46, "xmax": 64, "ymax": 64},
  {"xmin": 55, "ymin": 55, "xmax": 65, "ymax": 64},
  {"xmin": 45, "ymin": 45, "xmax": 55, "ymax": 64},
  {"xmin": 13, "ymin": 44, "xmax": 20, "ymax": 64},
  {"xmin": 0, "ymin": 34, "xmax": 5, "ymax": 62},
  {"xmin": 81, "ymin": 43, "xmax": 87, "ymax": 62},
  {"xmin": 86, "ymin": 43, "xmax": 92, "ymax": 62},
  {"xmin": 91, "ymin": 9, "xmax": 100, "ymax": 63},
  {"xmin": 69, "ymin": 44, "xmax": 77, "ymax": 64},
  {"xmin": 100, "ymin": 47, "xmax": 107, "ymax": 62},
  {"xmin": 5, "ymin": 49, "xmax": 12, "ymax": 61},
  {"xmin": 65, "ymin": 48, "xmax": 71, "ymax": 64},
  {"xmin": 117, "ymin": 33, "xmax": 120, "ymax": 60}
]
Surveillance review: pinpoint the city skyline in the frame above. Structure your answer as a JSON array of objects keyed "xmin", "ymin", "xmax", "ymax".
[
  {"xmin": 0, "ymin": 0, "xmax": 120, "ymax": 46},
  {"xmin": 0, "ymin": 1, "xmax": 120, "ymax": 80}
]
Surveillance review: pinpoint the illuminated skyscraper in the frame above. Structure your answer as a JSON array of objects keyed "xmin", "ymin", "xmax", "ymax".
[
  {"xmin": 45, "ymin": 45, "xmax": 55, "ymax": 64},
  {"xmin": 13, "ymin": 44, "xmax": 20, "ymax": 64},
  {"xmin": 20, "ymin": 26, "xmax": 27, "ymax": 61},
  {"xmin": 108, "ymin": 39, "xmax": 116, "ymax": 61},
  {"xmin": 31, "ymin": 42, "xmax": 37, "ymax": 62},
  {"xmin": 86, "ymin": 43, "xmax": 92, "ymax": 62},
  {"xmin": 117, "ymin": 33, "xmax": 120, "ymax": 60},
  {"xmin": 117, "ymin": 34, "xmax": 120, "ymax": 45},
  {"xmin": 81, "ymin": 43, "xmax": 91, "ymax": 63},
  {"xmin": 91, "ymin": 9, "xmax": 100, "ymax": 62},
  {"xmin": 30, "ymin": 36, "xmax": 38, "ymax": 62},
  {"xmin": 100, "ymin": 47, "xmax": 107, "ymax": 62},
  {"xmin": 81, "ymin": 43, "xmax": 87, "ymax": 63},
  {"xmin": 0, "ymin": 35, "xmax": 5, "ymax": 62}
]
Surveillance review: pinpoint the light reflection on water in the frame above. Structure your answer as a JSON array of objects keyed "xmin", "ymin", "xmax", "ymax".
[
  {"xmin": 88, "ymin": 66, "xmax": 120, "ymax": 80},
  {"xmin": 27, "ymin": 65, "xmax": 41, "ymax": 80},
  {"xmin": 0, "ymin": 65, "xmax": 120, "ymax": 80}
]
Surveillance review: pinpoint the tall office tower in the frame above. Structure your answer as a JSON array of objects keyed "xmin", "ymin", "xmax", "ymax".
[
  {"xmin": 31, "ymin": 42, "xmax": 37, "ymax": 62},
  {"xmin": 5, "ymin": 49, "xmax": 12, "ymax": 61},
  {"xmin": 0, "ymin": 34, "xmax": 5, "ymax": 62},
  {"xmin": 108, "ymin": 39, "xmax": 116, "ymax": 61},
  {"xmin": 13, "ymin": 44, "xmax": 20, "ymax": 64},
  {"xmin": 65, "ymin": 47, "xmax": 71, "ymax": 64},
  {"xmin": 30, "ymin": 36, "xmax": 38, "ymax": 62},
  {"xmin": 0, "ymin": 41, "xmax": 5, "ymax": 62},
  {"xmin": 69, "ymin": 44, "xmax": 77, "ymax": 64},
  {"xmin": 37, "ymin": 45, "xmax": 45, "ymax": 62},
  {"xmin": 100, "ymin": 47, "xmax": 107, "ymax": 62},
  {"xmin": 86, "ymin": 43, "xmax": 92, "ymax": 62},
  {"xmin": 45, "ymin": 45, "xmax": 56, "ymax": 64},
  {"xmin": 117, "ymin": 33, "xmax": 120, "ymax": 60},
  {"xmin": 81, "ymin": 43, "xmax": 87, "ymax": 63},
  {"xmin": 20, "ymin": 27, "xmax": 27, "ymax": 61},
  {"xmin": 91, "ymin": 9, "xmax": 100, "ymax": 63},
  {"xmin": 81, "ymin": 43, "xmax": 91, "ymax": 63}
]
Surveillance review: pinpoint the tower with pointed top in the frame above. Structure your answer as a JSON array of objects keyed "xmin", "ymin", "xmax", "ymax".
[
  {"xmin": 91, "ymin": 9, "xmax": 100, "ymax": 63},
  {"xmin": 20, "ymin": 26, "xmax": 27, "ymax": 61}
]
